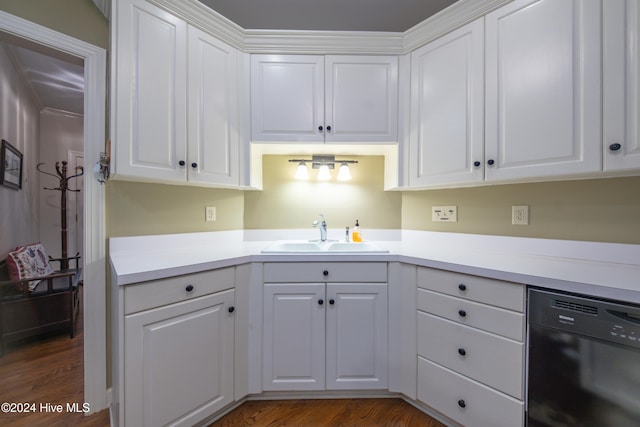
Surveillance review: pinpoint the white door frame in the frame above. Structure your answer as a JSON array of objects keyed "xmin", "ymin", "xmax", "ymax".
[{"xmin": 0, "ymin": 11, "xmax": 108, "ymax": 412}]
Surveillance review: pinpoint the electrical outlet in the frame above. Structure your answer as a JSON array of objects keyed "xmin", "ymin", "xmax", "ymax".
[
  {"xmin": 512, "ymin": 205, "xmax": 529, "ymax": 225},
  {"xmin": 432, "ymin": 206, "xmax": 458, "ymax": 222},
  {"xmin": 206, "ymin": 206, "xmax": 216, "ymax": 222}
]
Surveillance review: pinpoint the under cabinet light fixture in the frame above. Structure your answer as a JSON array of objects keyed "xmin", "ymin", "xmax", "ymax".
[{"xmin": 288, "ymin": 155, "xmax": 358, "ymax": 181}]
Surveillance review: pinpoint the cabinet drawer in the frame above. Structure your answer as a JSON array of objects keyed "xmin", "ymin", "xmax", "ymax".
[
  {"xmin": 418, "ymin": 357, "xmax": 524, "ymax": 427},
  {"xmin": 417, "ymin": 311, "xmax": 524, "ymax": 399},
  {"xmin": 417, "ymin": 288, "xmax": 524, "ymax": 341},
  {"xmin": 124, "ymin": 267, "xmax": 235, "ymax": 314},
  {"xmin": 417, "ymin": 267, "xmax": 524, "ymax": 312},
  {"xmin": 263, "ymin": 262, "xmax": 387, "ymax": 283}
]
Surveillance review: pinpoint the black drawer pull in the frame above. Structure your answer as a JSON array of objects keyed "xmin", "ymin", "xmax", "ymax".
[
  {"xmin": 323, "ymin": 270, "xmax": 329, "ymax": 277},
  {"xmin": 458, "ymin": 348, "xmax": 466, "ymax": 356},
  {"xmin": 228, "ymin": 306, "xmax": 235, "ymax": 313},
  {"xmin": 329, "ymin": 299, "xmax": 335, "ymax": 305},
  {"xmin": 326, "ymin": 125, "xmax": 332, "ymax": 132},
  {"xmin": 185, "ymin": 284, "xmax": 194, "ymax": 292},
  {"xmin": 487, "ymin": 159, "xmax": 495, "ymax": 166},
  {"xmin": 318, "ymin": 299, "xmax": 324, "ymax": 305},
  {"xmin": 179, "ymin": 160, "xmax": 185, "ymax": 166},
  {"xmin": 191, "ymin": 162, "xmax": 198, "ymax": 168},
  {"xmin": 318, "ymin": 126, "xmax": 323, "ymax": 132},
  {"xmin": 473, "ymin": 161, "xmax": 481, "ymax": 167},
  {"xmin": 609, "ymin": 143, "xmax": 622, "ymax": 151},
  {"xmin": 458, "ymin": 284, "xmax": 467, "ymax": 292},
  {"xmin": 458, "ymin": 399, "xmax": 466, "ymax": 409},
  {"xmin": 458, "ymin": 309, "xmax": 467, "ymax": 317}
]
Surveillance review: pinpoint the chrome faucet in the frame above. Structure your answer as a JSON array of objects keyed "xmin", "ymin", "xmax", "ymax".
[{"xmin": 312, "ymin": 214, "xmax": 328, "ymax": 241}]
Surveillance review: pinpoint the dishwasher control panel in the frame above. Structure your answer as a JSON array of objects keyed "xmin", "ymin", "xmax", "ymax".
[{"xmin": 529, "ymin": 288, "xmax": 640, "ymax": 350}]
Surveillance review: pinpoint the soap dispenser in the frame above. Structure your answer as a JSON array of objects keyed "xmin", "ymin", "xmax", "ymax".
[{"xmin": 352, "ymin": 220, "xmax": 362, "ymax": 242}]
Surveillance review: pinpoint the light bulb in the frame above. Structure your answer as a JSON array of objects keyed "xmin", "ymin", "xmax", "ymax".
[
  {"xmin": 294, "ymin": 162, "xmax": 309, "ymax": 179},
  {"xmin": 337, "ymin": 162, "xmax": 352, "ymax": 181},
  {"xmin": 317, "ymin": 164, "xmax": 331, "ymax": 180}
]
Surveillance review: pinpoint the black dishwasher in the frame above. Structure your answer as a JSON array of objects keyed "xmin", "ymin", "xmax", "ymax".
[{"xmin": 527, "ymin": 288, "xmax": 640, "ymax": 426}]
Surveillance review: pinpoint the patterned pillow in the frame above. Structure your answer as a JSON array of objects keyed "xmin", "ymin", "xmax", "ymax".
[{"xmin": 6, "ymin": 243, "xmax": 55, "ymax": 292}]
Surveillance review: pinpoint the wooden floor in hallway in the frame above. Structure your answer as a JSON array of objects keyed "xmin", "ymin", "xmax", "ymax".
[{"xmin": 0, "ymin": 286, "xmax": 110, "ymax": 426}]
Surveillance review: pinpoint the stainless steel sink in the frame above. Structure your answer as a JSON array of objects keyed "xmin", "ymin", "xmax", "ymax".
[{"xmin": 261, "ymin": 240, "xmax": 388, "ymax": 254}]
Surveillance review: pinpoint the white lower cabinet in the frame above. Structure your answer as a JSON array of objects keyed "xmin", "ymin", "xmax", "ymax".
[
  {"xmin": 118, "ymin": 268, "xmax": 236, "ymax": 427},
  {"xmin": 262, "ymin": 263, "xmax": 388, "ymax": 391},
  {"xmin": 418, "ymin": 357, "xmax": 524, "ymax": 427},
  {"xmin": 416, "ymin": 267, "xmax": 525, "ymax": 427}
]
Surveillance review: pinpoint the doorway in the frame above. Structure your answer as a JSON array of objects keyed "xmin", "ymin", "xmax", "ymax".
[{"xmin": 0, "ymin": 11, "xmax": 107, "ymax": 413}]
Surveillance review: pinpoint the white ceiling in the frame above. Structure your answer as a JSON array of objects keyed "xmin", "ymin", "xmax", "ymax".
[
  {"xmin": 1, "ymin": 33, "xmax": 84, "ymax": 115},
  {"xmin": 198, "ymin": 0, "xmax": 458, "ymax": 32}
]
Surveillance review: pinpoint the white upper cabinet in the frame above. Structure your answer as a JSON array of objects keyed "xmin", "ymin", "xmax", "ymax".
[
  {"xmin": 603, "ymin": 0, "xmax": 640, "ymax": 171},
  {"xmin": 113, "ymin": 0, "xmax": 187, "ymax": 182},
  {"xmin": 112, "ymin": 0, "xmax": 240, "ymax": 187},
  {"xmin": 251, "ymin": 55, "xmax": 325, "ymax": 143},
  {"xmin": 484, "ymin": 0, "xmax": 602, "ymax": 181},
  {"xmin": 187, "ymin": 26, "xmax": 240, "ymax": 186},
  {"xmin": 324, "ymin": 56, "xmax": 399, "ymax": 143},
  {"xmin": 251, "ymin": 55, "xmax": 398, "ymax": 144},
  {"xmin": 409, "ymin": 19, "xmax": 485, "ymax": 187}
]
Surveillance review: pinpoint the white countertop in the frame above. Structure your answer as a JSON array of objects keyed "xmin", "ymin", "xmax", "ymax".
[{"xmin": 109, "ymin": 230, "xmax": 640, "ymax": 303}]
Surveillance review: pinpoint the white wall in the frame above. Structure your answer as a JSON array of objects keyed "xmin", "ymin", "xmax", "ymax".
[
  {"xmin": 38, "ymin": 109, "xmax": 83, "ymax": 261},
  {"xmin": 0, "ymin": 43, "xmax": 40, "ymax": 258}
]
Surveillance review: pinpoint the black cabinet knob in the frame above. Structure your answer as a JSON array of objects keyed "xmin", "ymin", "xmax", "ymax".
[
  {"xmin": 326, "ymin": 125, "xmax": 332, "ymax": 132},
  {"xmin": 458, "ymin": 348, "xmax": 467, "ymax": 356},
  {"xmin": 228, "ymin": 306, "xmax": 235, "ymax": 313},
  {"xmin": 318, "ymin": 299, "xmax": 324, "ymax": 305},
  {"xmin": 458, "ymin": 309, "xmax": 467, "ymax": 318},
  {"xmin": 179, "ymin": 160, "xmax": 186, "ymax": 166},
  {"xmin": 185, "ymin": 284, "xmax": 194, "ymax": 292},
  {"xmin": 458, "ymin": 399, "xmax": 466, "ymax": 409},
  {"xmin": 319, "ymin": 126, "xmax": 323, "ymax": 132},
  {"xmin": 323, "ymin": 270, "xmax": 329, "ymax": 277},
  {"xmin": 473, "ymin": 161, "xmax": 481, "ymax": 167},
  {"xmin": 609, "ymin": 143, "xmax": 622, "ymax": 151},
  {"xmin": 191, "ymin": 162, "xmax": 197, "ymax": 168},
  {"xmin": 487, "ymin": 159, "xmax": 495, "ymax": 166},
  {"xmin": 458, "ymin": 284, "xmax": 467, "ymax": 292},
  {"xmin": 329, "ymin": 299, "xmax": 335, "ymax": 305}
]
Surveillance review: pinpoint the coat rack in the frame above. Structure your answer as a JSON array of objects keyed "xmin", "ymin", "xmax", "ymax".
[{"xmin": 37, "ymin": 161, "xmax": 84, "ymax": 270}]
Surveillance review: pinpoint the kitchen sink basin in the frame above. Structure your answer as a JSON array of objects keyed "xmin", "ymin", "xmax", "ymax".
[{"xmin": 261, "ymin": 240, "xmax": 388, "ymax": 254}]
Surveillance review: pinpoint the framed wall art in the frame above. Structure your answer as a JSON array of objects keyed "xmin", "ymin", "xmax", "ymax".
[{"xmin": 1, "ymin": 139, "xmax": 23, "ymax": 190}]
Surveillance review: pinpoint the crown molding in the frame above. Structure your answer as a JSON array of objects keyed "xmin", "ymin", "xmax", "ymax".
[
  {"xmin": 243, "ymin": 30, "xmax": 404, "ymax": 55},
  {"xmin": 149, "ymin": 0, "xmax": 245, "ymax": 49},
  {"xmin": 403, "ymin": 0, "xmax": 512, "ymax": 52},
  {"xmin": 139, "ymin": 0, "xmax": 513, "ymax": 55}
]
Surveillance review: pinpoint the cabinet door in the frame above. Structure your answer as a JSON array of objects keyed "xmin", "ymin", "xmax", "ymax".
[
  {"xmin": 124, "ymin": 289, "xmax": 235, "ymax": 427},
  {"xmin": 251, "ymin": 55, "xmax": 324, "ymax": 142},
  {"xmin": 263, "ymin": 283, "xmax": 325, "ymax": 390},
  {"xmin": 485, "ymin": 0, "xmax": 601, "ymax": 181},
  {"xmin": 604, "ymin": 0, "xmax": 640, "ymax": 171},
  {"xmin": 325, "ymin": 56, "xmax": 398, "ymax": 143},
  {"xmin": 113, "ymin": 0, "xmax": 187, "ymax": 181},
  {"xmin": 409, "ymin": 19, "xmax": 484, "ymax": 187},
  {"xmin": 187, "ymin": 26, "xmax": 240, "ymax": 186},
  {"xmin": 326, "ymin": 283, "xmax": 388, "ymax": 389}
]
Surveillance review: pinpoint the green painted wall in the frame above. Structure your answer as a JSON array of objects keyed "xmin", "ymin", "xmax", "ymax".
[
  {"xmin": 0, "ymin": 0, "xmax": 108, "ymax": 49},
  {"xmin": 244, "ymin": 155, "xmax": 402, "ymax": 231},
  {"xmin": 107, "ymin": 181, "xmax": 245, "ymax": 237},
  {"xmin": 402, "ymin": 176, "xmax": 640, "ymax": 244}
]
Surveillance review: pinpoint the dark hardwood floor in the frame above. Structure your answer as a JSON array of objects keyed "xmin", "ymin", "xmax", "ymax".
[
  {"xmin": 0, "ymin": 286, "xmax": 110, "ymax": 426},
  {"xmin": 0, "ymin": 287, "xmax": 446, "ymax": 427},
  {"xmin": 210, "ymin": 398, "xmax": 447, "ymax": 427}
]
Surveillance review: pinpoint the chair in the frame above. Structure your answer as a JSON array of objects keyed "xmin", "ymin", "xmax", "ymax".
[{"xmin": 0, "ymin": 254, "xmax": 80, "ymax": 356}]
